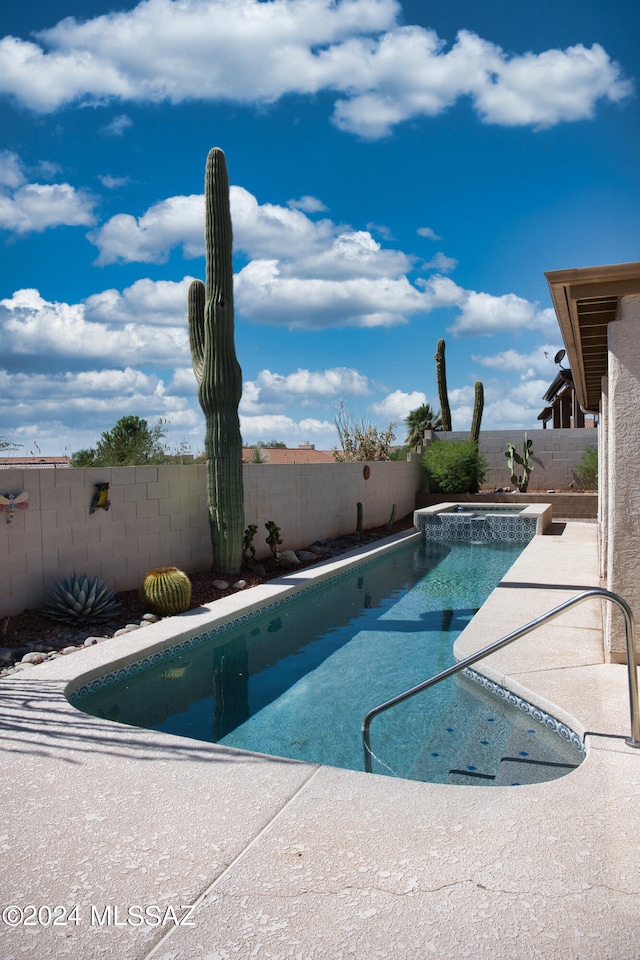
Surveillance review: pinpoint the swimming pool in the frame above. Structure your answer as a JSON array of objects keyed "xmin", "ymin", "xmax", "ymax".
[{"xmin": 72, "ymin": 537, "xmax": 584, "ymax": 784}]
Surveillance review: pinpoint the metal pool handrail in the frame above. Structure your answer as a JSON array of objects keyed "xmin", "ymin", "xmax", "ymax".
[{"xmin": 362, "ymin": 588, "xmax": 640, "ymax": 774}]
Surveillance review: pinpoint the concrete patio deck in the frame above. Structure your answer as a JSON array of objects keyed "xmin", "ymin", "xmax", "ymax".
[{"xmin": 1, "ymin": 521, "xmax": 639, "ymax": 959}]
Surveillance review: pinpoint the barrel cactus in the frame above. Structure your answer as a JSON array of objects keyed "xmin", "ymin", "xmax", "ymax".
[
  {"xmin": 43, "ymin": 572, "xmax": 120, "ymax": 624},
  {"xmin": 188, "ymin": 147, "xmax": 244, "ymax": 573},
  {"xmin": 434, "ymin": 339, "xmax": 452, "ymax": 431},
  {"xmin": 140, "ymin": 567, "xmax": 192, "ymax": 616}
]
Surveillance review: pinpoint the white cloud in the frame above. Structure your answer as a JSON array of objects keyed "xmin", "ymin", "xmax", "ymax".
[
  {"xmin": 84, "ymin": 277, "xmax": 193, "ymax": 326},
  {"xmin": 102, "ymin": 113, "xmax": 133, "ymax": 136},
  {"xmin": 241, "ymin": 367, "xmax": 371, "ymax": 413},
  {"xmin": 471, "ymin": 345, "xmax": 563, "ymax": 380},
  {"xmin": 234, "ymin": 260, "xmax": 425, "ymax": 328},
  {"xmin": 0, "ymin": 150, "xmax": 97, "ymax": 234},
  {"xmin": 0, "ymin": 366, "xmax": 198, "ymax": 454},
  {"xmin": 416, "ymin": 276, "xmax": 557, "ymax": 337},
  {"xmin": 421, "ymin": 252, "xmax": 457, "ymax": 273},
  {"xmin": 287, "ymin": 195, "xmax": 328, "ymax": 213},
  {"xmin": 417, "ymin": 226, "xmax": 440, "ymax": 240},
  {"xmin": 88, "ymin": 193, "xmax": 203, "ymax": 264},
  {"xmin": 98, "ymin": 174, "xmax": 131, "ymax": 189},
  {"xmin": 370, "ymin": 389, "xmax": 426, "ymax": 421},
  {"xmin": 0, "ymin": 286, "xmax": 190, "ymax": 365},
  {"xmin": 0, "ymin": 2, "xmax": 630, "ymax": 137},
  {"xmin": 240, "ymin": 413, "xmax": 336, "ymax": 448}
]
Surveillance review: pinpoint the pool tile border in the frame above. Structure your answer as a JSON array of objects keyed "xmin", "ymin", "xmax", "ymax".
[{"xmin": 463, "ymin": 666, "xmax": 585, "ymax": 756}]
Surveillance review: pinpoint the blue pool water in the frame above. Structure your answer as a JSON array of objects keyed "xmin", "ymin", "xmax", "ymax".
[{"xmin": 73, "ymin": 539, "xmax": 583, "ymax": 784}]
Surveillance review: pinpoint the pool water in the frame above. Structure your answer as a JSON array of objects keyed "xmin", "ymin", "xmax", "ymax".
[{"xmin": 73, "ymin": 539, "xmax": 583, "ymax": 784}]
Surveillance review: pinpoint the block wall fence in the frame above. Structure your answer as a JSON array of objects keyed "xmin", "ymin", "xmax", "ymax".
[
  {"xmin": 0, "ymin": 459, "xmax": 422, "ymax": 616},
  {"xmin": 426, "ymin": 427, "xmax": 598, "ymax": 491}
]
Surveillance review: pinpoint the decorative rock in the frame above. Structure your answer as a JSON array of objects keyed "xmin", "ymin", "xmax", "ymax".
[
  {"xmin": 61, "ymin": 646, "xmax": 78, "ymax": 655},
  {"xmin": 252, "ymin": 565, "xmax": 266, "ymax": 578},
  {"xmin": 280, "ymin": 550, "xmax": 301, "ymax": 567},
  {"xmin": 213, "ymin": 580, "xmax": 229, "ymax": 590},
  {"xmin": 83, "ymin": 637, "xmax": 98, "ymax": 646},
  {"xmin": 113, "ymin": 624, "xmax": 140, "ymax": 636},
  {"xmin": 297, "ymin": 551, "xmax": 318, "ymax": 562},
  {"xmin": 308, "ymin": 545, "xmax": 325, "ymax": 555},
  {"xmin": 141, "ymin": 613, "xmax": 160, "ymax": 622},
  {"xmin": 13, "ymin": 661, "xmax": 35, "ymax": 670},
  {"xmin": 21, "ymin": 652, "xmax": 44, "ymax": 664},
  {"xmin": 232, "ymin": 580, "xmax": 247, "ymax": 590}
]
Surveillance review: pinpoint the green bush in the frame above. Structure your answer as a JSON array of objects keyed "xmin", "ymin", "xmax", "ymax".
[
  {"xmin": 573, "ymin": 446, "xmax": 598, "ymax": 490},
  {"xmin": 422, "ymin": 439, "xmax": 487, "ymax": 494}
]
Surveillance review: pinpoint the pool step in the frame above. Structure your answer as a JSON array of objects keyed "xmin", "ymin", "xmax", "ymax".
[
  {"xmin": 448, "ymin": 754, "xmax": 580, "ymax": 786},
  {"xmin": 408, "ymin": 675, "xmax": 582, "ymax": 786}
]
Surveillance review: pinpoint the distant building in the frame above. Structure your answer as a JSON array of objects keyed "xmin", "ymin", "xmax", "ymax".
[
  {"xmin": 0, "ymin": 456, "xmax": 71, "ymax": 469},
  {"xmin": 242, "ymin": 443, "xmax": 335, "ymax": 464},
  {"xmin": 537, "ymin": 369, "xmax": 596, "ymax": 429}
]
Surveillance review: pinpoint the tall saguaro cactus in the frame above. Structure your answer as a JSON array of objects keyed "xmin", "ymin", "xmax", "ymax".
[
  {"xmin": 434, "ymin": 338, "xmax": 452, "ymax": 431},
  {"xmin": 470, "ymin": 381, "xmax": 484, "ymax": 443},
  {"xmin": 188, "ymin": 147, "xmax": 243, "ymax": 573}
]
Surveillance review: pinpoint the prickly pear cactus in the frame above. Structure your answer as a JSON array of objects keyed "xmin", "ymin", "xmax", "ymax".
[
  {"xmin": 188, "ymin": 147, "xmax": 244, "ymax": 573},
  {"xmin": 505, "ymin": 433, "xmax": 534, "ymax": 492},
  {"xmin": 434, "ymin": 339, "xmax": 452, "ymax": 431}
]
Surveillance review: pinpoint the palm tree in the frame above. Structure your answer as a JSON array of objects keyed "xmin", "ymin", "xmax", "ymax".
[{"xmin": 404, "ymin": 404, "xmax": 442, "ymax": 449}]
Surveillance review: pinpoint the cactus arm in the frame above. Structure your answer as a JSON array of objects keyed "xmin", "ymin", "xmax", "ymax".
[{"xmin": 188, "ymin": 279, "xmax": 205, "ymax": 380}]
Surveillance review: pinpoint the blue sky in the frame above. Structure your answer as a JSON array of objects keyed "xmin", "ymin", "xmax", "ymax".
[{"xmin": 1, "ymin": 0, "xmax": 638, "ymax": 456}]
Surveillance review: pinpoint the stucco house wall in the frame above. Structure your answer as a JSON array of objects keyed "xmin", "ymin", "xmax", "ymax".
[{"xmin": 604, "ymin": 295, "xmax": 640, "ymax": 659}]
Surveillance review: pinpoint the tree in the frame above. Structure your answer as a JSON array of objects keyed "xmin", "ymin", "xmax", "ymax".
[
  {"xmin": 332, "ymin": 402, "xmax": 396, "ymax": 462},
  {"xmin": 404, "ymin": 404, "xmax": 442, "ymax": 448},
  {"xmin": 70, "ymin": 416, "xmax": 168, "ymax": 466},
  {"xmin": 0, "ymin": 436, "xmax": 21, "ymax": 453}
]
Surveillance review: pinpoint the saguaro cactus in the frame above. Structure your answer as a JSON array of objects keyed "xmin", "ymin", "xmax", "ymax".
[
  {"xmin": 470, "ymin": 381, "xmax": 484, "ymax": 443},
  {"xmin": 434, "ymin": 339, "xmax": 452, "ymax": 431},
  {"xmin": 188, "ymin": 147, "xmax": 244, "ymax": 573}
]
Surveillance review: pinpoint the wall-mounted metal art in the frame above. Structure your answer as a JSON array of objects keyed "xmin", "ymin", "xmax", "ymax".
[
  {"xmin": 0, "ymin": 492, "xmax": 29, "ymax": 523},
  {"xmin": 90, "ymin": 482, "xmax": 111, "ymax": 514}
]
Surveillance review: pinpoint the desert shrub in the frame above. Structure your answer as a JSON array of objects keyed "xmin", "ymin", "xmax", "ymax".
[
  {"xmin": 422, "ymin": 439, "xmax": 487, "ymax": 494},
  {"xmin": 573, "ymin": 446, "xmax": 598, "ymax": 490}
]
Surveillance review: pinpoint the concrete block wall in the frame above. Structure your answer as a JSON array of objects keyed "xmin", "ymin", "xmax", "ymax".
[
  {"xmin": 0, "ymin": 458, "xmax": 422, "ymax": 616},
  {"xmin": 427, "ymin": 428, "xmax": 597, "ymax": 491}
]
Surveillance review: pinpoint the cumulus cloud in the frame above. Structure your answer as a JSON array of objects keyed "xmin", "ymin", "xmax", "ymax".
[
  {"xmin": 0, "ymin": 150, "xmax": 97, "ymax": 234},
  {"xmin": 241, "ymin": 367, "xmax": 371, "ymax": 414},
  {"xmin": 472, "ymin": 345, "xmax": 563, "ymax": 379},
  {"xmin": 369, "ymin": 389, "xmax": 426, "ymax": 421},
  {"xmin": 417, "ymin": 275, "xmax": 557, "ymax": 337},
  {"xmin": 0, "ymin": 285, "xmax": 190, "ymax": 366},
  {"xmin": 0, "ymin": 366, "xmax": 198, "ymax": 454},
  {"xmin": 240, "ymin": 413, "xmax": 336, "ymax": 448},
  {"xmin": 88, "ymin": 193, "xmax": 203, "ymax": 264},
  {"xmin": 0, "ymin": 1, "xmax": 630, "ymax": 136}
]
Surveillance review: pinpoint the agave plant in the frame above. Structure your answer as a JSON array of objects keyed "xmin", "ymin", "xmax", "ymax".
[{"xmin": 43, "ymin": 572, "xmax": 120, "ymax": 624}]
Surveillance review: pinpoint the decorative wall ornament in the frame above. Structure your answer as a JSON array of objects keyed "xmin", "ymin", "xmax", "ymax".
[
  {"xmin": 90, "ymin": 482, "xmax": 111, "ymax": 514},
  {"xmin": 0, "ymin": 492, "xmax": 29, "ymax": 523}
]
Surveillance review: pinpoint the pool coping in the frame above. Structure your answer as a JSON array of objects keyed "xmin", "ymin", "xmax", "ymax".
[{"xmin": 2, "ymin": 520, "xmax": 640, "ymax": 958}]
